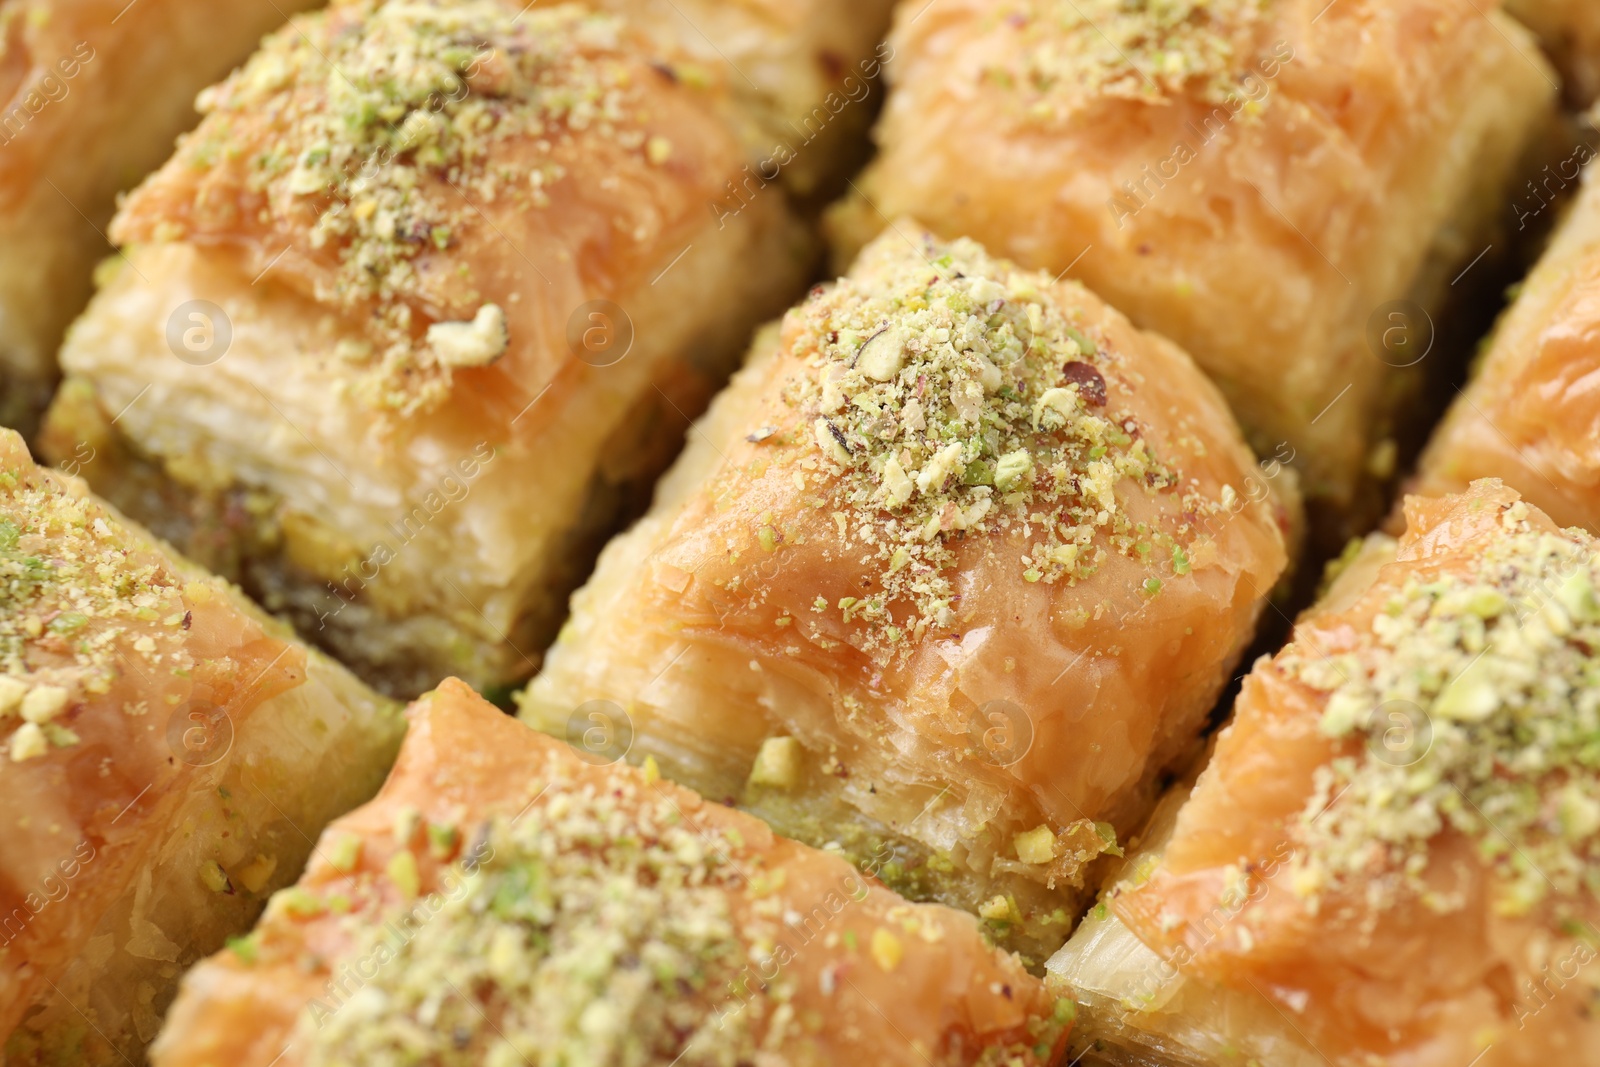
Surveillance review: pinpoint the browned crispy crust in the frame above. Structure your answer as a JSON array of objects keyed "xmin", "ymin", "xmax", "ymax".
[
  {"xmin": 829, "ymin": 0, "xmax": 1556, "ymax": 509},
  {"xmin": 0, "ymin": 429, "xmax": 402, "ymax": 1064},
  {"xmin": 0, "ymin": 0, "xmax": 321, "ymax": 421},
  {"xmin": 1108, "ymin": 483, "xmax": 1600, "ymax": 1066},
  {"xmin": 1413, "ymin": 165, "xmax": 1600, "ymax": 533},
  {"xmin": 522, "ymin": 225, "xmax": 1297, "ymax": 965},
  {"xmin": 152, "ymin": 679, "xmax": 1071, "ymax": 1067},
  {"xmin": 41, "ymin": 0, "xmax": 816, "ymax": 696}
]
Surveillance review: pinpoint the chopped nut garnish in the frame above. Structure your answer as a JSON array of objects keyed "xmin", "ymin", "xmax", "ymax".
[
  {"xmin": 0, "ymin": 675, "xmax": 25, "ymax": 716},
  {"xmin": 236, "ymin": 854, "xmax": 279, "ymax": 895},
  {"xmin": 385, "ymin": 850, "xmax": 421, "ymax": 901},
  {"xmin": 200, "ymin": 860, "xmax": 231, "ymax": 894},
  {"xmin": 160, "ymin": 0, "xmax": 673, "ymax": 414},
  {"xmin": 747, "ymin": 736, "xmax": 804, "ymax": 790},
  {"xmin": 979, "ymin": 895, "xmax": 1013, "ymax": 921},
  {"xmin": 1289, "ymin": 505, "xmax": 1600, "ymax": 916},
  {"xmin": 326, "ymin": 833, "xmax": 363, "ymax": 874},
  {"xmin": 771, "ymin": 233, "xmax": 1189, "ymax": 657},
  {"xmin": 9, "ymin": 722, "xmax": 47, "ymax": 762},
  {"xmin": 426, "ymin": 303, "xmax": 509, "ymax": 368},
  {"xmin": 20, "ymin": 685, "xmax": 67, "ymax": 724},
  {"xmin": 1014, "ymin": 825, "xmax": 1058, "ymax": 865},
  {"xmin": 0, "ymin": 447, "xmax": 193, "ymax": 754},
  {"xmin": 869, "ymin": 927, "xmax": 904, "ymax": 972},
  {"xmin": 981, "ymin": 0, "xmax": 1271, "ymax": 117},
  {"xmin": 300, "ymin": 783, "xmax": 768, "ymax": 1065}
]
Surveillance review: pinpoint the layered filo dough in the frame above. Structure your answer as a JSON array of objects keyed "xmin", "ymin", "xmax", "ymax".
[
  {"xmin": 0, "ymin": 429, "xmax": 403, "ymax": 1065},
  {"xmin": 0, "ymin": 0, "xmax": 320, "ymax": 431},
  {"xmin": 1049, "ymin": 482, "xmax": 1600, "ymax": 1067},
  {"xmin": 520, "ymin": 227, "xmax": 1297, "ymax": 965},
  {"xmin": 828, "ymin": 0, "xmax": 1557, "ymax": 512},
  {"xmin": 588, "ymin": 0, "xmax": 898, "ymax": 199},
  {"xmin": 1507, "ymin": 0, "xmax": 1600, "ymax": 105},
  {"xmin": 151, "ymin": 679, "xmax": 1075, "ymax": 1067},
  {"xmin": 1414, "ymin": 163, "xmax": 1600, "ymax": 534},
  {"xmin": 39, "ymin": 0, "xmax": 815, "ymax": 697}
]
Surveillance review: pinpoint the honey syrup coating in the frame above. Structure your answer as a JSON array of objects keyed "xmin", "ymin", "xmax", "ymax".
[
  {"xmin": 39, "ymin": 0, "xmax": 814, "ymax": 696},
  {"xmin": 1413, "ymin": 162, "xmax": 1600, "ymax": 535},
  {"xmin": 0, "ymin": 429, "xmax": 402, "ymax": 1064},
  {"xmin": 827, "ymin": 0, "xmax": 1557, "ymax": 509},
  {"xmin": 1106, "ymin": 481, "xmax": 1600, "ymax": 1066},
  {"xmin": 151, "ymin": 679, "xmax": 1073, "ymax": 1067},
  {"xmin": 522, "ymin": 224, "xmax": 1297, "ymax": 964},
  {"xmin": 0, "ymin": 0, "xmax": 327, "ymax": 431}
]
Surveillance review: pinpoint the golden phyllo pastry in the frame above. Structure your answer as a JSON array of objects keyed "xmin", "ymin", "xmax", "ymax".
[
  {"xmin": 0, "ymin": 429, "xmax": 403, "ymax": 1065},
  {"xmin": 1414, "ymin": 164, "xmax": 1600, "ymax": 534},
  {"xmin": 0, "ymin": 0, "xmax": 319, "ymax": 431},
  {"xmin": 39, "ymin": 0, "xmax": 814, "ymax": 697},
  {"xmin": 520, "ymin": 226, "xmax": 1297, "ymax": 964},
  {"xmin": 829, "ymin": 0, "xmax": 1557, "ymax": 511},
  {"xmin": 588, "ymin": 0, "xmax": 898, "ymax": 198},
  {"xmin": 151, "ymin": 678, "xmax": 1074, "ymax": 1067},
  {"xmin": 1507, "ymin": 0, "xmax": 1600, "ymax": 104},
  {"xmin": 1050, "ymin": 482, "xmax": 1600, "ymax": 1066}
]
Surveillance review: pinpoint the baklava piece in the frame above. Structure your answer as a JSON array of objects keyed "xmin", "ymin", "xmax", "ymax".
[
  {"xmin": 520, "ymin": 226, "xmax": 1297, "ymax": 964},
  {"xmin": 0, "ymin": 429, "xmax": 403, "ymax": 1065},
  {"xmin": 0, "ymin": 0, "xmax": 318, "ymax": 432},
  {"xmin": 1050, "ymin": 482, "xmax": 1600, "ymax": 1066},
  {"xmin": 829, "ymin": 0, "xmax": 1556, "ymax": 513},
  {"xmin": 1414, "ymin": 163, "xmax": 1600, "ymax": 533},
  {"xmin": 151, "ymin": 679, "xmax": 1074, "ymax": 1067},
  {"xmin": 39, "ymin": 0, "xmax": 813, "ymax": 696}
]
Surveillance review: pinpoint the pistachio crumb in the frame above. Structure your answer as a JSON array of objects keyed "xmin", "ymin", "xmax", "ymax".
[
  {"xmin": 301, "ymin": 779, "xmax": 766, "ymax": 1065},
  {"xmin": 20, "ymin": 685, "xmax": 67, "ymax": 724},
  {"xmin": 747, "ymin": 737, "xmax": 804, "ymax": 790},
  {"xmin": 237, "ymin": 855, "xmax": 279, "ymax": 895},
  {"xmin": 199, "ymin": 860, "xmax": 231, "ymax": 894},
  {"xmin": 1015, "ymin": 825, "xmax": 1058, "ymax": 865},
  {"xmin": 0, "ymin": 676, "xmax": 26, "ymax": 716},
  {"xmin": 988, "ymin": 0, "xmax": 1271, "ymax": 118},
  {"xmin": 1288, "ymin": 515, "xmax": 1600, "ymax": 916},
  {"xmin": 9, "ymin": 722, "xmax": 47, "ymax": 762},
  {"xmin": 169, "ymin": 1, "xmax": 659, "ymax": 415},
  {"xmin": 869, "ymin": 927, "xmax": 903, "ymax": 972},
  {"xmin": 426, "ymin": 304, "xmax": 509, "ymax": 368},
  {"xmin": 774, "ymin": 232, "xmax": 1192, "ymax": 662}
]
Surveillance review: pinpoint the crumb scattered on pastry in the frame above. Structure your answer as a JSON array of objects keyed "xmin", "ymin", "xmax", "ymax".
[
  {"xmin": 766, "ymin": 231, "xmax": 1225, "ymax": 654},
  {"xmin": 1285, "ymin": 500, "xmax": 1600, "ymax": 916}
]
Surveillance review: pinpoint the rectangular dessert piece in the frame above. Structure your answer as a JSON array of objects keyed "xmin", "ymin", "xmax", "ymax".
[
  {"xmin": 519, "ymin": 226, "xmax": 1297, "ymax": 965},
  {"xmin": 39, "ymin": 0, "xmax": 815, "ymax": 697},
  {"xmin": 1049, "ymin": 481, "xmax": 1600, "ymax": 1066},
  {"xmin": 1413, "ymin": 163, "xmax": 1600, "ymax": 533},
  {"xmin": 828, "ymin": 0, "xmax": 1557, "ymax": 515},
  {"xmin": 150, "ymin": 678, "xmax": 1074, "ymax": 1067},
  {"xmin": 0, "ymin": 428, "xmax": 404, "ymax": 1065},
  {"xmin": 0, "ymin": 0, "xmax": 318, "ymax": 432}
]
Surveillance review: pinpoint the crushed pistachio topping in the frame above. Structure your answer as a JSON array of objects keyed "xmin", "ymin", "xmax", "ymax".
[
  {"xmin": 982, "ymin": 0, "xmax": 1271, "ymax": 112},
  {"xmin": 1288, "ymin": 502, "xmax": 1600, "ymax": 917},
  {"xmin": 767, "ymin": 234, "xmax": 1187, "ymax": 655},
  {"xmin": 747, "ymin": 735, "xmax": 804, "ymax": 790},
  {"xmin": 301, "ymin": 783, "xmax": 770, "ymax": 1066},
  {"xmin": 425, "ymin": 303, "xmax": 509, "ymax": 368},
  {"xmin": 179, "ymin": 0, "xmax": 663, "ymax": 413},
  {"xmin": 0, "ymin": 453, "xmax": 192, "ymax": 756}
]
